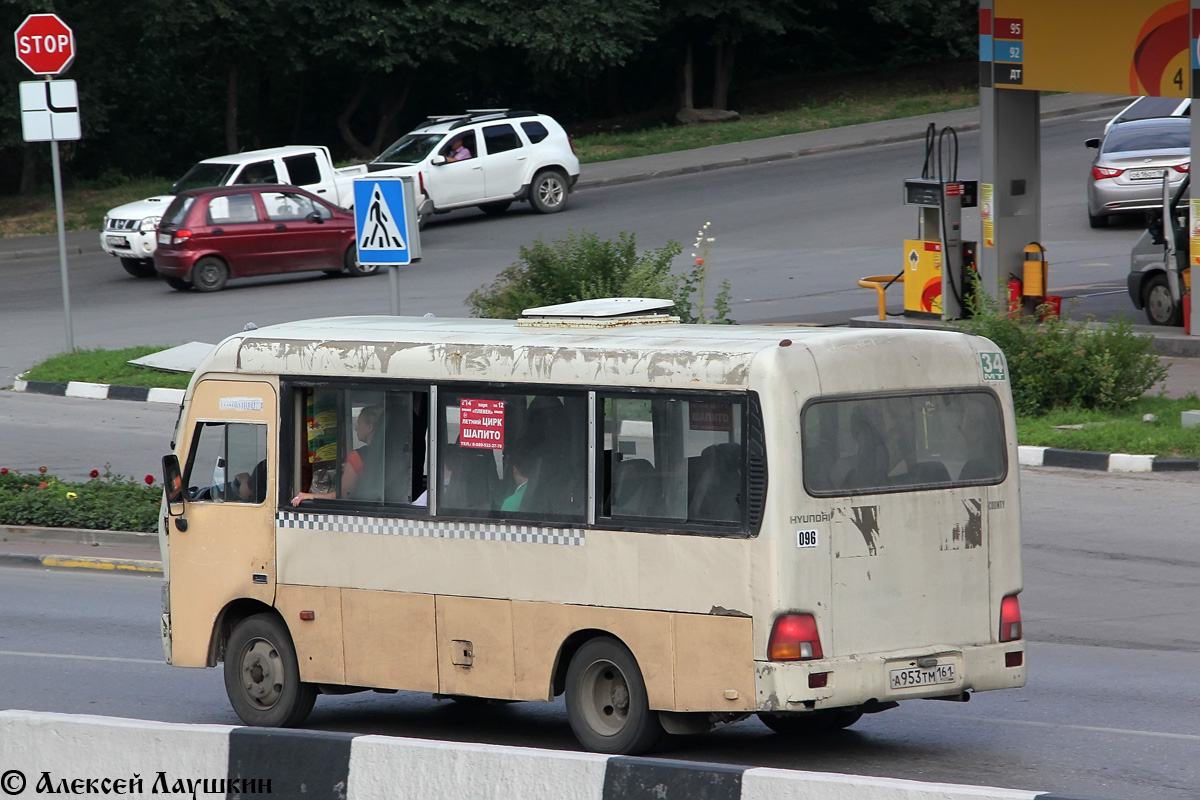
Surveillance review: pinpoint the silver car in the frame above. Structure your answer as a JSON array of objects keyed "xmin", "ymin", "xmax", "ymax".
[{"xmin": 1085, "ymin": 117, "xmax": 1189, "ymax": 228}]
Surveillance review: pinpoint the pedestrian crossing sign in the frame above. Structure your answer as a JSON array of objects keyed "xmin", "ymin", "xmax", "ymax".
[{"xmin": 354, "ymin": 178, "xmax": 412, "ymax": 265}]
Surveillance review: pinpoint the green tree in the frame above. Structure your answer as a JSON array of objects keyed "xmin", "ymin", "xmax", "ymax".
[{"xmin": 663, "ymin": 0, "xmax": 825, "ymax": 112}]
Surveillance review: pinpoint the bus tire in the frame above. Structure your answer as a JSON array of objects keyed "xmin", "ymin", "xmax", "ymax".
[
  {"xmin": 757, "ymin": 709, "xmax": 862, "ymax": 735},
  {"xmin": 565, "ymin": 636, "xmax": 663, "ymax": 755},
  {"xmin": 224, "ymin": 613, "xmax": 317, "ymax": 728}
]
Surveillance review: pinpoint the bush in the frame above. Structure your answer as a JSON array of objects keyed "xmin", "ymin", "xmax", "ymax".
[
  {"xmin": 466, "ymin": 229, "xmax": 733, "ymax": 324},
  {"xmin": 959, "ymin": 291, "xmax": 1168, "ymax": 416},
  {"xmin": 0, "ymin": 466, "xmax": 161, "ymax": 533}
]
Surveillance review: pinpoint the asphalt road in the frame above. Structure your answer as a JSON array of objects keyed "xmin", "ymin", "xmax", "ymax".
[
  {"xmin": 0, "ymin": 106, "xmax": 1149, "ymax": 390},
  {"xmin": 1, "ymin": 467, "xmax": 1197, "ymax": 798}
]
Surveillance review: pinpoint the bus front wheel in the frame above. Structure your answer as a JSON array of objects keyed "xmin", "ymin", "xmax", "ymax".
[
  {"xmin": 224, "ymin": 613, "xmax": 317, "ymax": 727},
  {"xmin": 565, "ymin": 636, "xmax": 663, "ymax": 755}
]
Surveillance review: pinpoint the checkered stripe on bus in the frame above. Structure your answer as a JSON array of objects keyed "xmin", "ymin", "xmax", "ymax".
[{"xmin": 276, "ymin": 510, "xmax": 585, "ymax": 547}]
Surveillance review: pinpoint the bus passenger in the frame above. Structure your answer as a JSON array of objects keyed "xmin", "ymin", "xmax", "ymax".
[
  {"xmin": 293, "ymin": 405, "xmax": 384, "ymax": 504},
  {"xmin": 501, "ymin": 446, "xmax": 533, "ymax": 512}
]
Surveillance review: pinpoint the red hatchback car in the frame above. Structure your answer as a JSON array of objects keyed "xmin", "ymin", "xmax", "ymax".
[{"xmin": 154, "ymin": 184, "xmax": 374, "ymax": 292}]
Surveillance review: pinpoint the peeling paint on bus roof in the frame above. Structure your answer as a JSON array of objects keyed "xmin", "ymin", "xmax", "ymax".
[{"xmin": 194, "ymin": 314, "xmax": 979, "ymax": 390}]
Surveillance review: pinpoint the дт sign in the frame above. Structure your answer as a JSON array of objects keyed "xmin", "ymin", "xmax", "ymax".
[{"xmin": 14, "ymin": 14, "xmax": 75, "ymax": 76}]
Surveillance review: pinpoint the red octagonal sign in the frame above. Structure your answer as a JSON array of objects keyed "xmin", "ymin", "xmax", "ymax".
[{"xmin": 14, "ymin": 14, "xmax": 74, "ymax": 76}]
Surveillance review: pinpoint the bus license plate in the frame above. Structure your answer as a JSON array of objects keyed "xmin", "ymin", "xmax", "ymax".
[
  {"xmin": 889, "ymin": 663, "xmax": 956, "ymax": 690},
  {"xmin": 1128, "ymin": 169, "xmax": 1166, "ymax": 181}
]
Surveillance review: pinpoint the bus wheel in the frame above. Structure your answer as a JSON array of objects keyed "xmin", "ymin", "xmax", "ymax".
[
  {"xmin": 757, "ymin": 709, "xmax": 863, "ymax": 735},
  {"xmin": 565, "ymin": 636, "xmax": 663, "ymax": 754},
  {"xmin": 224, "ymin": 613, "xmax": 317, "ymax": 727}
]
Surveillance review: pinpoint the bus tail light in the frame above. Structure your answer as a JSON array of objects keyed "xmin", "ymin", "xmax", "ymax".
[
  {"xmin": 768, "ymin": 613, "xmax": 823, "ymax": 661},
  {"xmin": 999, "ymin": 594, "xmax": 1022, "ymax": 642}
]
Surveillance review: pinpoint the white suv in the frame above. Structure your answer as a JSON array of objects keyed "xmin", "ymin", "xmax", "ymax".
[{"xmin": 358, "ymin": 110, "xmax": 580, "ymax": 223}]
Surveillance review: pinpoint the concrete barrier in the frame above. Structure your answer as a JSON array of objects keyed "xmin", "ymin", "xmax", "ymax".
[{"xmin": 0, "ymin": 711, "xmax": 1091, "ymax": 799}]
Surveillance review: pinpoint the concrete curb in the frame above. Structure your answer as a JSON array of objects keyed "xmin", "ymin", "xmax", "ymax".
[
  {"xmin": 11, "ymin": 375, "xmax": 184, "ymax": 405},
  {"xmin": 0, "ymin": 552, "xmax": 162, "ymax": 574},
  {"xmin": 1017, "ymin": 445, "xmax": 1199, "ymax": 472},
  {"xmin": 0, "ymin": 710, "xmax": 1113, "ymax": 800},
  {"xmin": 0, "ymin": 524, "xmax": 156, "ymax": 548}
]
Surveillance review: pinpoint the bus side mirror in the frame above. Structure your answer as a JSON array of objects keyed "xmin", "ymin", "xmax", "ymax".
[{"xmin": 163, "ymin": 454, "xmax": 185, "ymax": 517}]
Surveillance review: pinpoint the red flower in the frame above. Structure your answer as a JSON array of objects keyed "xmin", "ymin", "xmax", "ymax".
[
  {"xmin": 144, "ymin": 475, "xmax": 154, "ymax": 485},
  {"xmin": 38, "ymin": 466, "xmax": 47, "ymax": 474},
  {"xmin": 90, "ymin": 469, "xmax": 100, "ymax": 479},
  {"xmin": 695, "ymin": 258, "xmax": 705, "ymax": 265},
  {"xmin": 38, "ymin": 482, "xmax": 48, "ymax": 489},
  {"xmin": 0, "ymin": 467, "xmax": 7, "ymax": 475}
]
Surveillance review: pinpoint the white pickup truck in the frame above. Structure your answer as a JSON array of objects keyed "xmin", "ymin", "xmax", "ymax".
[
  {"xmin": 102, "ymin": 111, "xmax": 579, "ymax": 277},
  {"xmin": 101, "ymin": 145, "xmax": 362, "ymax": 277}
]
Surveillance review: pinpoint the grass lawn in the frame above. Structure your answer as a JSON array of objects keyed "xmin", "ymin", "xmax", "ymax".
[
  {"xmin": 20, "ymin": 347, "xmax": 192, "ymax": 390},
  {"xmin": 572, "ymin": 86, "xmax": 978, "ymax": 163},
  {"xmin": 1016, "ymin": 395, "xmax": 1200, "ymax": 459}
]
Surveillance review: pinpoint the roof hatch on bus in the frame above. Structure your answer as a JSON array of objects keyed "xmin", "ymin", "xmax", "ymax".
[{"xmin": 519, "ymin": 297, "xmax": 680, "ymax": 328}]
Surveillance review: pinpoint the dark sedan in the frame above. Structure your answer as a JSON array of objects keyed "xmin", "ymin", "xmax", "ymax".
[{"xmin": 154, "ymin": 184, "xmax": 374, "ymax": 292}]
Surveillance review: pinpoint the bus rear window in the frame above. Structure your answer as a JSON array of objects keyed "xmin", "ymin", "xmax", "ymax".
[{"xmin": 802, "ymin": 391, "xmax": 1006, "ymax": 496}]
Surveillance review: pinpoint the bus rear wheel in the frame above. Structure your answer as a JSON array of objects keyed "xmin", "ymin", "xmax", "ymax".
[
  {"xmin": 565, "ymin": 636, "xmax": 663, "ymax": 754},
  {"xmin": 757, "ymin": 709, "xmax": 863, "ymax": 735},
  {"xmin": 224, "ymin": 613, "xmax": 316, "ymax": 727}
]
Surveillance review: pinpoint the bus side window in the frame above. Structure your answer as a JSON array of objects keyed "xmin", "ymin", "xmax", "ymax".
[
  {"xmin": 293, "ymin": 386, "xmax": 429, "ymax": 508},
  {"xmin": 438, "ymin": 391, "xmax": 586, "ymax": 521},
  {"xmin": 185, "ymin": 421, "xmax": 268, "ymax": 504},
  {"xmin": 603, "ymin": 395, "xmax": 744, "ymax": 528}
]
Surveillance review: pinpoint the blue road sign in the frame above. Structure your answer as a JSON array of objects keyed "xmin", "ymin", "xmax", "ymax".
[{"xmin": 354, "ymin": 178, "xmax": 411, "ymax": 265}]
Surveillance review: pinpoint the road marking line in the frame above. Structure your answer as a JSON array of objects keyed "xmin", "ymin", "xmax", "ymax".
[
  {"xmin": 920, "ymin": 712, "xmax": 1200, "ymax": 742},
  {"xmin": 0, "ymin": 649, "xmax": 160, "ymax": 665}
]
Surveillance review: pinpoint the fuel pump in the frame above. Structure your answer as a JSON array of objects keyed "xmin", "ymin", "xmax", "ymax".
[{"xmin": 902, "ymin": 124, "xmax": 977, "ymax": 320}]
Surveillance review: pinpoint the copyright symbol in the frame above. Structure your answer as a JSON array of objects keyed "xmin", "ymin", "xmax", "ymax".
[{"xmin": 1, "ymin": 770, "xmax": 25, "ymax": 795}]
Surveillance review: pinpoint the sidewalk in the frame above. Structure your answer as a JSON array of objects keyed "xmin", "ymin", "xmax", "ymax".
[{"xmin": 0, "ymin": 525, "xmax": 161, "ymax": 574}]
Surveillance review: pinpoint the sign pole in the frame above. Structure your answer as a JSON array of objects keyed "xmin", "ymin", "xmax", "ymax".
[
  {"xmin": 49, "ymin": 104, "xmax": 73, "ymax": 351},
  {"xmin": 15, "ymin": 14, "xmax": 79, "ymax": 352},
  {"xmin": 352, "ymin": 175, "xmax": 420, "ymax": 316},
  {"xmin": 389, "ymin": 266, "xmax": 401, "ymax": 315}
]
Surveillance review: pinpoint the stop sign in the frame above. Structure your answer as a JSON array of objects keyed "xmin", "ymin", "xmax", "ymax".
[{"xmin": 14, "ymin": 14, "xmax": 74, "ymax": 76}]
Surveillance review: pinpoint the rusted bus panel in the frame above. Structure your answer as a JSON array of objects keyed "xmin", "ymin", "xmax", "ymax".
[
  {"xmin": 672, "ymin": 613, "xmax": 755, "ymax": 712},
  {"xmin": 435, "ymin": 596, "xmax": 516, "ymax": 699},
  {"xmin": 511, "ymin": 602, "xmax": 675, "ymax": 708},
  {"xmin": 275, "ymin": 526, "xmax": 753, "ymax": 616},
  {"xmin": 342, "ymin": 589, "xmax": 438, "ymax": 692},
  {"xmin": 274, "ymin": 585, "xmax": 345, "ymax": 684}
]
